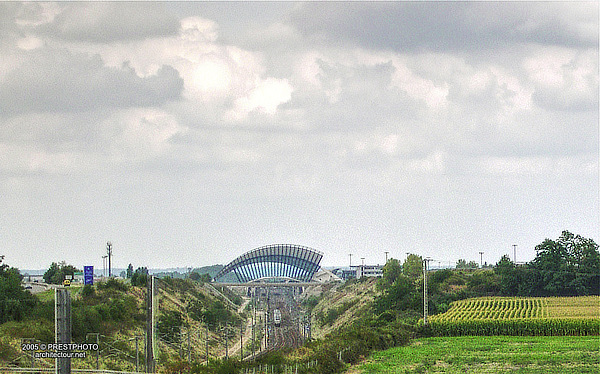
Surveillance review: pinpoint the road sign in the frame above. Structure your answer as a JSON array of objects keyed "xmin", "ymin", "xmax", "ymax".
[{"xmin": 84, "ymin": 266, "xmax": 94, "ymax": 285}]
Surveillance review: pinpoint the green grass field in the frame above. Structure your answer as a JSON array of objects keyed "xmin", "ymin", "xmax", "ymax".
[{"xmin": 351, "ymin": 335, "xmax": 600, "ymax": 374}]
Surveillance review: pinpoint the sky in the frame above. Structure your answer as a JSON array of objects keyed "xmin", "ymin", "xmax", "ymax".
[{"xmin": 1, "ymin": 1, "xmax": 598, "ymax": 271}]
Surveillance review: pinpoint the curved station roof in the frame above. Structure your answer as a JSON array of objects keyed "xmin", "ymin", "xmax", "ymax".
[{"xmin": 213, "ymin": 244, "xmax": 323, "ymax": 283}]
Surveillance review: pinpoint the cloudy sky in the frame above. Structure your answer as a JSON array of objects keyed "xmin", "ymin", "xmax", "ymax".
[{"xmin": 1, "ymin": 1, "xmax": 598, "ymax": 272}]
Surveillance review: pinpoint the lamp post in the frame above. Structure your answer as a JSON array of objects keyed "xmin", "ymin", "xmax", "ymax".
[
  {"xmin": 479, "ymin": 251, "xmax": 484, "ymax": 268},
  {"xmin": 384, "ymin": 251, "xmax": 389, "ymax": 263},
  {"xmin": 102, "ymin": 256, "xmax": 107, "ymax": 277}
]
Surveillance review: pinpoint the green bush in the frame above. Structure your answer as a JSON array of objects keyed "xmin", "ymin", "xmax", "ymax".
[
  {"xmin": 157, "ymin": 310, "xmax": 185, "ymax": 344},
  {"xmin": 97, "ymin": 278, "xmax": 128, "ymax": 292}
]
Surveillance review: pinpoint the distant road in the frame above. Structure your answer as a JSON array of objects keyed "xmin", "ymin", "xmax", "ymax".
[{"xmin": 22, "ymin": 281, "xmax": 56, "ymax": 294}]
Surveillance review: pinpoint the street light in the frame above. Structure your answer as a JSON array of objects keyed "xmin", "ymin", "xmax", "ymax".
[
  {"xmin": 102, "ymin": 256, "xmax": 108, "ymax": 277},
  {"xmin": 479, "ymin": 251, "xmax": 484, "ymax": 268}
]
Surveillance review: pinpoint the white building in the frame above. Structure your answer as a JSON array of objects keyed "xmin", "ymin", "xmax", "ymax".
[{"xmin": 356, "ymin": 265, "xmax": 383, "ymax": 278}]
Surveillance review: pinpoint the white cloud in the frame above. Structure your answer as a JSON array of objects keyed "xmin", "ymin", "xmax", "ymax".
[
  {"xmin": 225, "ymin": 78, "xmax": 293, "ymax": 120},
  {"xmin": 525, "ymin": 48, "xmax": 598, "ymax": 111}
]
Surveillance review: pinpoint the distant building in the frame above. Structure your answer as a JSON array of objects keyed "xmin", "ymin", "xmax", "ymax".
[
  {"xmin": 313, "ymin": 268, "xmax": 342, "ymax": 283},
  {"xmin": 356, "ymin": 265, "xmax": 383, "ymax": 278}
]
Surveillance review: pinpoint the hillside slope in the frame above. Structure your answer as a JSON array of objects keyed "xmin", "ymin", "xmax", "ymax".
[{"xmin": 307, "ymin": 278, "xmax": 380, "ymax": 339}]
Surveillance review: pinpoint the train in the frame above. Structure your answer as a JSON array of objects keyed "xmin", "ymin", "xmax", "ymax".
[{"xmin": 273, "ymin": 309, "xmax": 281, "ymax": 327}]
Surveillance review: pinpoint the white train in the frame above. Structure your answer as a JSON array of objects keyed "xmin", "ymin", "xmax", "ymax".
[{"xmin": 273, "ymin": 309, "xmax": 282, "ymax": 327}]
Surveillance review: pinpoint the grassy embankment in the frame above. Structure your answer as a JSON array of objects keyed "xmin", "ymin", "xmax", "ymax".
[{"xmin": 0, "ymin": 278, "xmax": 245, "ymax": 371}]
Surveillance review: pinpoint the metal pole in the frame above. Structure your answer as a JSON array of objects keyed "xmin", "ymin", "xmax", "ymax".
[
  {"xmin": 145, "ymin": 276, "xmax": 155, "ymax": 373},
  {"xmin": 225, "ymin": 324, "xmax": 228, "ymax": 359},
  {"xmin": 240, "ymin": 320, "xmax": 243, "ymax": 360},
  {"xmin": 205, "ymin": 322, "xmax": 209, "ymax": 364},
  {"xmin": 513, "ymin": 244, "xmax": 517, "ymax": 264},
  {"xmin": 479, "ymin": 252, "xmax": 484, "ymax": 268},
  {"xmin": 135, "ymin": 336, "xmax": 139, "ymax": 373},
  {"xmin": 385, "ymin": 251, "xmax": 389, "ymax": 263},
  {"xmin": 56, "ymin": 288, "xmax": 72, "ymax": 374},
  {"xmin": 423, "ymin": 258, "xmax": 431, "ymax": 325},
  {"xmin": 106, "ymin": 242, "xmax": 113, "ymax": 277},
  {"xmin": 187, "ymin": 328, "xmax": 191, "ymax": 364}
]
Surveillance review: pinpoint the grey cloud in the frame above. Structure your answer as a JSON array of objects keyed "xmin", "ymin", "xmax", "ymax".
[
  {"xmin": 36, "ymin": 3, "xmax": 180, "ymax": 42},
  {"xmin": 289, "ymin": 2, "xmax": 598, "ymax": 52},
  {"xmin": 0, "ymin": 48, "xmax": 183, "ymax": 114}
]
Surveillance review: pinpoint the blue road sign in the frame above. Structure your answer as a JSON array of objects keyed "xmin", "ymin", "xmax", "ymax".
[{"xmin": 84, "ymin": 266, "xmax": 94, "ymax": 285}]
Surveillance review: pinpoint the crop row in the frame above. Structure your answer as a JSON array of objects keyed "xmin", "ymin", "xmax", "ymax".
[
  {"xmin": 432, "ymin": 297, "xmax": 547, "ymax": 322},
  {"xmin": 419, "ymin": 318, "xmax": 600, "ymax": 337}
]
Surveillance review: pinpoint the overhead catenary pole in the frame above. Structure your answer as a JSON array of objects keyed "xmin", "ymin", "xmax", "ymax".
[
  {"xmin": 240, "ymin": 320, "xmax": 243, "ymax": 360},
  {"xmin": 205, "ymin": 321, "xmax": 209, "ymax": 364},
  {"xmin": 55, "ymin": 288, "xmax": 72, "ymax": 374},
  {"xmin": 423, "ymin": 258, "xmax": 432, "ymax": 325},
  {"xmin": 145, "ymin": 275, "xmax": 155, "ymax": 373}
]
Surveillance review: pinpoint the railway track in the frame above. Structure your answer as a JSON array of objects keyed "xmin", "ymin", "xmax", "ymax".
[{"xmin": 246, "ymin": 287, "xmax": 304, "ymax": 360}]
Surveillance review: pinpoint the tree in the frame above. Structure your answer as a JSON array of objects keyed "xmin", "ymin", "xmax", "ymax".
[
  {"xmin": 403, "ymin": 254, "xmax": 423, "ymax": 279},
  {"xmin": 373, "ymin": 274, "xmax": 421, "ymax": 314},
  {"xmin": 456, "ymin": 259, "xmax": 478, "ymax": 269},
  {"xmin": 0, "ymin": 256, "xmax": 37, "ymax": 323},
  {"xmin": 467, "ymin": 270, "xmax": 500, "ymax": 295},
  {"xmin": 495, "ymin": 255, "xmax": 518, "ymax": 296},
  {"xmin": 131, "ymin": 267, "xmax": 149, "ymax": 287},
  {"xmin": 530, "ymin": 231, "xmax": 600, "ymax": 296},
  {"xmin": 126, "ymin": 264, "xmax": 134, "ymax": 278},
  {"xmin": 157, "ymin": 310, "xmax": 185, "ymax": 344},
  {"xmin": 378, "ymin": 258, "xmax": 402, "ymax": 289},
  {"xmin": 43, "ymin": 261, "xmax": 80, "ymax": 284}
]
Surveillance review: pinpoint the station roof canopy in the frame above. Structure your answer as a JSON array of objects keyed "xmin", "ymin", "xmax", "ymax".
[{"xmin": 213, "ymin": 244, "xmax": 323, "ymax": 283}]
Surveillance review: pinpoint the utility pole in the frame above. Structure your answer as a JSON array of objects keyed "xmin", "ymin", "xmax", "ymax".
[
  {"xmin": 187, "ymin": 328, "xmax": 191, "ymax": 365},
  {"xmin": 513, "ymin": 244, "xmax": 517, "ymax": 264},
  {"xmin": 422, "ymin": 258, "xmax": 432, "ymax": 325},
  {"xmin": 384, "ymin": 251, "xmax": 389, "ymax": 264},
  {"xmin": 55, "ymin": 288, "xmax": 72, "ymax": 374},
  {"xmin": 224, "ymin": 324, "xmax": 228, "ymax": 360},
  {"xmin": 106, "ymin": 242, "xmax": 113, "ymax": 277},
  {"xmin": 479, "ymin": 251, "xmax": 484, "ymax": 268},
  {"xmin": 240, "ymin": 320, "xmax": 243, "ymax": 360},
  {"xmin": 145, "ymin": 275, "xmax": 155, "ymax": 373},
  {"xmin": 205, "ymin": 321, "xmax": 209, "ymax": 364}
]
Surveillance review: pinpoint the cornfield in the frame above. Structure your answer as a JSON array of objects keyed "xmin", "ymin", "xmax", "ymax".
[{"xmin": 422, "ymin": 296, "xmax": 600, "ymax": 336}]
